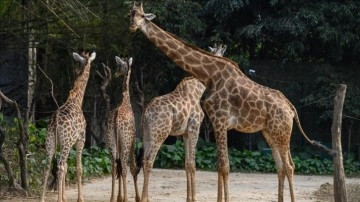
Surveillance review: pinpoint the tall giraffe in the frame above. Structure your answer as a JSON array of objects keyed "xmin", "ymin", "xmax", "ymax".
[
  {"xmin": 40, "ymin": 51, "xmax": 96, "ymax": 202},
  {"xmin": 106, "ymin": 56, "xmax": 140, "ymax": 202},
  {"xmin": 129, "ymin": 3, "xmax": 328, "ymax": 202},
  {"xmin": 140, "ymin": 76, "xmax": 205, "ymax": 202}
]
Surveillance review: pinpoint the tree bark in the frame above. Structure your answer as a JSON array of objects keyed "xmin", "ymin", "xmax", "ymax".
[
  {"xmin": 331, "ymin": 84, "xmax": 347, "ymax": 202},
  {"xmin": 0, "ymin": 90, "xmax": 28, "ymax": 193},
  {"xmin": 0, "ymin": 126, "xmax": 15, "ymax": 187}
]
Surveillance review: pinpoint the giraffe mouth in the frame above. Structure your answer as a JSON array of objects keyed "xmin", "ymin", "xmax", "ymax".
[{"xmin": 129, "ymin": 25, "xmax": 138, "ymax": 32}]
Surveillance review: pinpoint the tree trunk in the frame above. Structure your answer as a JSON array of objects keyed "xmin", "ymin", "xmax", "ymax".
[
  {"xmin": 0, "ymin": 90, "xmax": 28, "ymax": 193},
  {"xmin": 0, "ymin": 126, "xmax": 15, "ymax": 187},
  {"xmin": 331, "ymin": 84, "xmax": 347, "ymax": 202}
]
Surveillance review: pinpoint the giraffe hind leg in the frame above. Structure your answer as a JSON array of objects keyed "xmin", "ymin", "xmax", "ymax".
[
  {"xmin": 130, "ymin": 140, "xmax": 142, "ymax": 202},
  {"xmin": 40, "ymin": 141, "xmax": 56, "ymax": 202},
  {"xmin": 75, "ymin": 140, "xmax": 85, "ymax": 202}
]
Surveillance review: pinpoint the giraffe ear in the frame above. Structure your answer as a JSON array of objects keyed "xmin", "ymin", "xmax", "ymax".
[
  {"xmin": 220, "ymin": 45, "xmax": 227, "ymax": 56},
  {"xmin": 209, "ymin": 47, "xmax": 214, "ymax": 53},
  {"xmin": 144, "ymin": 13, "xmax": 156, "ymax": 21},
  {"xmin": 115, "ymin": 56, "xmax": 126, "ymax": 66},
  {"xmin": 128, "ymin": 57, "xmax": 133, "ymax": 66},
  {"xmin": 89, "ymin": 52, "xmax": 96, "ymax": 62},
  {"xmin": 73, "ymin": 52, "xmax": 85, "ymax": 64}
]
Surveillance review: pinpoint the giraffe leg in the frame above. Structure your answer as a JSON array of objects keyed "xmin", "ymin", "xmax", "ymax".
[
  {"xmin": 184, "ymin": 134, "xmax": 198, "ymax": 202},
  {"xmin": 129, "ymin": 139, "xmax": 140, "ymax": 202},
  {"xmin": 117, "ymin": 170, "xmax": 122, "ymax": 202},
  {"xmin": 275, "ymin": 148, "xmax": 296, "ymax": 202},
  {"xmin": 141, "ymin": 143, "xmax": 162, "ymax": 202},
  {"xmin": 120, "ymin": 145, "xmax": 130, "ymax": 202},
  {"xmin": 214, "ymin": 129, "xmax": 229, "ymax": 202},
  {"xmin": 272, "ymin": 148, "xmax": 285, "ymax": 202},
  {"xmin": 62, "ymin": 163, "xmax": 68, "ymax": 202},
  {"xmin": 76, "ymin": 140, "xmax": 85, "ymax": 202},
  {"xmin": 110, "ymin": 157, "xmax": 117, "ymax": 202},
  {"xmin": 286, "ymin": 151, "xmax": 295, "ymax": 202},
  {"xmin": 40, "ymin": 131, "xmax": 56, "ymax": 202},
  {"xmin": 58, "ymin": 148, "xmax": 70, "ymax": 202}
]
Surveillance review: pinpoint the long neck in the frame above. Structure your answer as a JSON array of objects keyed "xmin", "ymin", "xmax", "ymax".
[
  {"xmin": 67, "ymin": 63, "xmax": 91, "ymax": 106},
  {"xmin": 140, "ymin": 21, "xmax": 247, "ymax": 87},
  {"xmin": 121, "ymin": 68, "xmax": 131, "ymax": 105}
]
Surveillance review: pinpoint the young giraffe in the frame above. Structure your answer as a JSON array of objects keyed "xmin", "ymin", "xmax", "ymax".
[
  {"xmin": 106, "ymin": 56, "xmax": 140, "ymax": 202},
  {"xmin": 129, "ymin": 3, "xmax": 329, "ymax": 202},
  {"xmin": 140, "ymin": 76, "xmax": 206, "ymax": 202},
  {"xmin": 40, "ymin": 51, "xmax": 96, "ymax": 202}
]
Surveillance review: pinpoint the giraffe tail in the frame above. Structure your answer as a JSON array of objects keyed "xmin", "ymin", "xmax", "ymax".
[
  {"xmin": 48, "ymin": 158, "xmax": 58, "ymax": 191},
  {"xmin": 135, "ymin": 147, "xmax": 144, "ymax": 176},
  {"xmin": 291, "ymin": 104, "xmax": 337, "ymax": 155},
  {"xmin": 116, "ymin": 158, "xmax": 122, "ymax": 179},
  {"xmin": 48, "ymin": 112, "xmax": 59, "ymax": 191}
]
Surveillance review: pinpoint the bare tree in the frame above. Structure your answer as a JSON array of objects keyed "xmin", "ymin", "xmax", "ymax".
[{"xmin": 0, "ymin": 90, "xmax": 29, "ymax": 194}]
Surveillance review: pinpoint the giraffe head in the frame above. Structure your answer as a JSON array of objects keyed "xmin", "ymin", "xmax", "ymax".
[
  {"xmin": 209, "ymin": 43, "xmax": 227, "ymax": 57},
  {"xmin": 73, "ymin": 51, "xmax": 96, "ymax": 73},
  {"xmin": 129, "ymin": 2, "xmax": 156, "ymax": 32},
  {"xmin": 114, "ymin": 56, "xmax": 133, "ymax": 78}
]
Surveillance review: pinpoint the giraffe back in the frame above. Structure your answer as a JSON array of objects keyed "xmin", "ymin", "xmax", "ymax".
[{"xmin": 142, "ymin": 76, "xmax": 205, "ymax": 137}]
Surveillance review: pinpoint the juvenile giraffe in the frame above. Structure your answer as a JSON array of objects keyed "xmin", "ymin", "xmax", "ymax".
[
  {"xmin": 140, "ymin": 76, "xmax": 206, "ymax": 202},
  {"xmin": 106, "ymin": 56, "xmax": 140, "ymax": 202},
  {"xmin": 129, "ymin": 3, "xmax": 330, "ymax": 202},
  {"xmin": 40, "ymin": 51, "xmax": 96, "ymax": 202}
]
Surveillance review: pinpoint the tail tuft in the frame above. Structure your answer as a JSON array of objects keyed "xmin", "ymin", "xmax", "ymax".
[
  {"xmin": 48, "ymin": 158, "xmax": 58, "ymax": 191},
  {"xmin": 116, "ymin": 158, "xmax": 122, "ymax": 179},
  {"xmin": 135, "ymin": 147, "xmax": 144, "ymax": 176},
  {"xmin": 311, "ymin": 141, "xmax": 338, "ymax": 155}
]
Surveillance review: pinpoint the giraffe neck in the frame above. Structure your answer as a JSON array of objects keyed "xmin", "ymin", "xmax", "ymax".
[
  {"xmin": 66, "ymin": 62, "xmax": 91, "ymax": 106},
  {"xmin": 121, "ymin": 67, "xmax": 131, "ymax": 106},
  {"xmin": 140, "ymin": 21, "xmax": 248, "ymax": 87}
]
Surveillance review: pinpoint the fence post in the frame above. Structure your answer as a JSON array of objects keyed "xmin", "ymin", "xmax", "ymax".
[{"xmin": 331, "ymin": 84, "xmax": 347, "ymax": 202}]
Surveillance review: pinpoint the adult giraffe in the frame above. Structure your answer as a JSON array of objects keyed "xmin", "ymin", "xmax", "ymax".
[
  {"xmin": 41, "ymin": 51, "xmax": 96, "ymax": 202},
  {"xmin": 129, "ymin": 3, "xmax": 328, "ymax": 202}
]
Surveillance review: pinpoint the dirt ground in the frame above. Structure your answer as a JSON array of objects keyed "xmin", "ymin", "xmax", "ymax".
[{"xmin": 2, "ymin": 168, "xmax": 360, "ymax": 202}]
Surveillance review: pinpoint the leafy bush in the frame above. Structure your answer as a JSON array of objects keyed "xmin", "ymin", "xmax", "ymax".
[
  {"xmin": 61, "ymin": 146, "xmax": 111, "ymax": 181},
  {"xmin": 154, "ymin": 139, "xmax": 185, "ymax": 168},
  {"xmin": 154, "ymin": 138, "xmax": 360, "ymax": 176}
]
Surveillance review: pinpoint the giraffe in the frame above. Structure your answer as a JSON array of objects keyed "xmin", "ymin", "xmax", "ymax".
[
  {"xmin": 40, "ymin": 51, "xmax": 96, "ymax": 202},
  {"xmin": 106, "ymin": 56, "xmax": 140, "ymax": 202},
  {"xmin": 140, "ymin": 76, "xmax": 206, "ymax": 202},
  {"xmin": 129, "ymin": 3, "xmax": 329, "ymax": 202}
]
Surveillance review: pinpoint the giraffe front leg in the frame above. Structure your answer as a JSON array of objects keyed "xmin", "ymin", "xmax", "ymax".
[
  {"xmin": 215, "ymin": 129, "xmax": 230, "ymax": 202},
  {"xmin": 183, "ymin": 130, "xmax": 199, "ymax": 202},
  {"xmin": 76, "ymin": 140, "xmax": 85, "ymax": 202}
]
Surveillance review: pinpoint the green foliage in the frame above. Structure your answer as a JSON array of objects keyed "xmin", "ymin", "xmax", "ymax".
[
  {"xmin": 155, "ymin": 139, "xmax": 185, "ymax": 168},
  {"xmin": 63, "ymin": 146, "xmax": 111, "ymax": 181},
  {"xmin": 240, "ymin": 1, "xmax": 360, "ymax": 63},
  {"xmin": 204, "ymin": 0, "xmax": 249, "ymax": 22},
  {"xmin": 154, "ymin": 139, "xmax": 360, "ymax": 176}
]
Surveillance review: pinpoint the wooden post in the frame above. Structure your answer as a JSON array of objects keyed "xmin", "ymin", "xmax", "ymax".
[{"xmin": 331, "ymin": 84, "xmax": 347, "ymax": 202}]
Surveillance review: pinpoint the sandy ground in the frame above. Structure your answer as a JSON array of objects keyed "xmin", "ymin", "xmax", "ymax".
[{"xmin": 2, "ymin": 168, "xmax": 360, "ymax": 202}]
